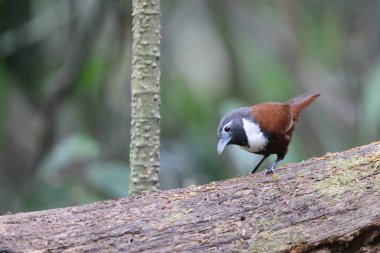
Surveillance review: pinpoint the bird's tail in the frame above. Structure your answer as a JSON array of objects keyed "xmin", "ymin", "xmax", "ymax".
[{"xmin": 287, "ymin": 92, "xmax": 320, "ymax": 121}]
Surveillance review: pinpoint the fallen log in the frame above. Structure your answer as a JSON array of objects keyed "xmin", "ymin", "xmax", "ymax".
[{"xmin": 0, "ymin": 141, "xmax": 379, "ymax": 252}]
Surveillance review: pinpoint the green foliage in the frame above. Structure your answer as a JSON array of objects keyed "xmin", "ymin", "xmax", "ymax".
[
  {"xmin": 40, "ymin": 134, "xmax": 99, "ymax": 174},
  {"xmin": 236, "ymin": 41, "xmax": 296, "ymax": 101},
  {"xmin": 162, "ymin": 78, "xmax": 210, "ymax": 134},
  {"xmin": 77, "ymin": 55, "xmax": 109, "ymax": 94},
  {"xmin": 23, "ymin": 179, "xmax": 102, "ymax": 210},
  {"xmin": 0, "ymin": 63, "xmax": 11, "ymax": 148},
  {"xmin": 359, "ymin": 61, "xmax": 380, "ymax": 143},
  {"xmin": 27, "ymin": 134, "xmax": 129, "ymax": 209},
  {"xmin": 302, "ymin": 9, "xmax": 342, "ymax": 68},
  {"xmin": 85, "ymin": 162, "xmax": 130, "ymax": 197},
  {"xmin": 1, "ymin": 0, "xmax": 379, "ymax": 211}
]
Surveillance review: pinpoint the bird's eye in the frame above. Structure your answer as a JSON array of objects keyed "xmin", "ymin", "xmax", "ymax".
[{"xmin": 224, "ymin": 126, "xmax": 230, "ymax": 132}]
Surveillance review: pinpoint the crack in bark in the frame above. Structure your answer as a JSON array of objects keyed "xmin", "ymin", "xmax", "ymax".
[
  {"xmin": 0, "ymin": 142, "xmax": 379, "ymax": 252},
  {"xmin": 289, "ymin": 222, "xmax": 380, "ymax": 253}
]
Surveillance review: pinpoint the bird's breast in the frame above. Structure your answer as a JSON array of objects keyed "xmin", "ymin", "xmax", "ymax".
[{"xmin": 241, "ymin": 118, "xmax": 268, "ymax": 153}]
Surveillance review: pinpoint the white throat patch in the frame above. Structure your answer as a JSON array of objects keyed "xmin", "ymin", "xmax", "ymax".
[{"xmin": 241, "ymin": 118, "xmax": 268, "ymax": 153}]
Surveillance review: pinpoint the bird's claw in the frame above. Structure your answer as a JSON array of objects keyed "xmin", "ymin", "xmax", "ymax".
[
  {"xmin": 263, "ymin": 169, "xmax": 274, "ymax": 176},
  {"xmin": 263, "ymin": 164, "xmax": 276, "ymax": 176}
]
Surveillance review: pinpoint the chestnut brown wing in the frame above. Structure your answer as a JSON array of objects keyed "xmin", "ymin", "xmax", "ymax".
[{"xmin": 251, "ymin": 103, "xmax": 293, "ymax": 136}]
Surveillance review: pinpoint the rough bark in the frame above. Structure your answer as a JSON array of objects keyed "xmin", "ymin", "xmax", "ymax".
[
  {"xmin": 1, "ymin": 141, "xmax": 380, "ymax": 252},
  {"xmin": 129, "ymin": 0, "xmax": 161, "ymax": 195}
]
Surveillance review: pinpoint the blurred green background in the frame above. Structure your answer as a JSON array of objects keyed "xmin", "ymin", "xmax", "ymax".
[{"xmin": 1, "ymin": 0, "xmax": 379, "ymax": 213}]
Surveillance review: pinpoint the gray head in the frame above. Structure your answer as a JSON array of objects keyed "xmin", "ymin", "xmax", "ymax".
[{"xmin": 217, "ymin": 107, "xmax": 251, "ymax": 155}]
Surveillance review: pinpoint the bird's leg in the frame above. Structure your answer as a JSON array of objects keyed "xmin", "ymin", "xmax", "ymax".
[
  {"xmin": 264, "ymin": 158, "xmax": 282, "ymax": 175},
  {"xmin": 251, "ymin": 155, "xmax": 269, "ymax": 174}
]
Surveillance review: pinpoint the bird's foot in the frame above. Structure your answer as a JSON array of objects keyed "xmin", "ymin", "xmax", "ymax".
[
  {"xmin": 263, "ymin": 168, "xmax": 274, "ymax": 175},
  {"xmin": 263, "ymin": 163, "xmax": 276, "ymax": 175},
  {"xmin": 250, "ymin": 155, "xmax": 269, "ymax": 174}
]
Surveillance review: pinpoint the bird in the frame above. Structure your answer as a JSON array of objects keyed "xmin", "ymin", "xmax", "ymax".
[{"xmin": 217, "ymin": 92, "xmax": 320, "ymax": 175}]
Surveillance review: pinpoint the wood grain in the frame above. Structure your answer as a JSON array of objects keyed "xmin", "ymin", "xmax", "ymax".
[{"xmin": 1, "ymin": 141, "xmax": 379, "ymax": 252}]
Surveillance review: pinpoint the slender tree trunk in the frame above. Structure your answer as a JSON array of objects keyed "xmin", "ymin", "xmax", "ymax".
[{"xmin": 129, "ymin": 0, "xmax": 161, "ymax": 195}]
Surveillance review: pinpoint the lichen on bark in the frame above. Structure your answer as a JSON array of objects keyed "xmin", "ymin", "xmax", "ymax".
[
  {"xmin": 1, "ymin": 142, "xmax": 379, "ymax": 252},
  {"xmin": 129, "ymin": 0, "xmax": 161, "ymax": 195}
]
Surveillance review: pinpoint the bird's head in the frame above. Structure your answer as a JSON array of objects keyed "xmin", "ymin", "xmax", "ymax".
[{"xmin": 217, "ymin": 108, "xmax": 249, "ymax": 155}]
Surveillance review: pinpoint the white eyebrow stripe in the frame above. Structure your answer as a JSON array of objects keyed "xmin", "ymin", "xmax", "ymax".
[{"xmin": 224, "ymin": 121, "xmax": 232, "ymax": 129}]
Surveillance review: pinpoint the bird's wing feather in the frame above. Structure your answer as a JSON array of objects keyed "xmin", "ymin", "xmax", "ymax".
[{"xmin": 251, "ymin": 103, "xmax": 293, "ymax": 136}]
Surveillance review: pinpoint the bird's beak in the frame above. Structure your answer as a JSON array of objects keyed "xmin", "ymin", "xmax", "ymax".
[{"xmin": 217, "ymin": 136, "xmax": 231, "ymax": 155}]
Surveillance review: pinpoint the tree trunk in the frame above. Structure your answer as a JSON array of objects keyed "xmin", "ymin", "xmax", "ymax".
[
  {"xmin": 129, "ymin": 0, "xmax": 161, "ymax": 195},
  {"xmin": 1, "ymin": 141, "xmax": 380, "ymax": 252}
]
